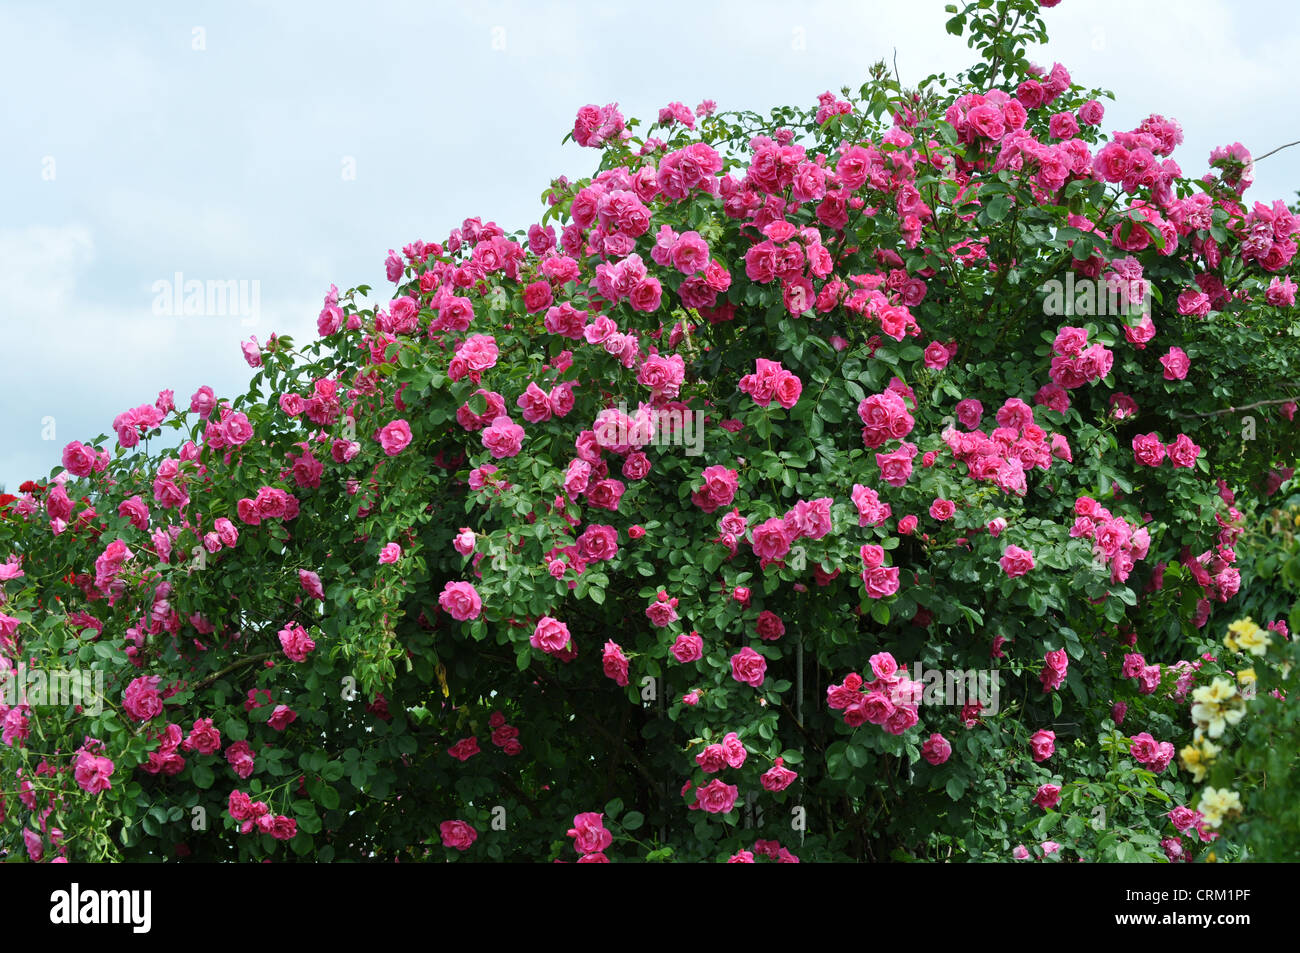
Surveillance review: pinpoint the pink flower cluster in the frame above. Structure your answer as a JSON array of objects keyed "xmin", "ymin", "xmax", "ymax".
[
  {"xmin": 943, "ymin": 398, "xmax": 1065, "ymax": 497},
  {"xmin": 142, "ymin": 723, "xmax": 187, "ymax": 776},
  {"xmin": 488, "ymin": 710, "xmax": 523, "ymax": 757},
  {"xmin": 1131, "ymin": 432, "xmax": 1201, "ymax": 469},
  {"xmin": 1039, "ymin": 649, "xmax": 1068, "ymax": 692},
  {"xmin": 738, "ymin": 358, "xmax": 802, "ymax": 409},
  {"xmin": 573, "ymin": 103, "xmax": 626, "ymax": 148},
  {"xmin": 1067, "ymin": 496, "xmax": 1151, "ymax": 583},
  {"xmin": 236, "ymin": 486, "xmax": 300, "ymax": 526},
  {"xmin": 695, "ymin": 731, "xmax": 746, "ymax": 774},
  {"xmin": 1049, "ymin": 326, "xmax": 1114, "ymax": 390},
  {"xmin": 1129, "ymin": 732, "xmax": 1176, "ymax": 773},
  {"xmin": 112, "ymin": 402, "xmax": 166, "ymax": 448},
  {"xmin": 858, "ymin": 387, "xmax": 915, "ymax": 448},
  {"xmin": 859, "ymin": 544, "xmax": 901, "ymax": 599},
  {"xmin": 826, "ymin": 652, "xmax": 922, "ymax": 735},
  {"xmin": 229, "ymin": 789, "xmax": 296, "ymax": 839}
]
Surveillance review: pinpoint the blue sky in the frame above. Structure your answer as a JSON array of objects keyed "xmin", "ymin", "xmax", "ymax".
[{"xmin": 2, "ymin": 0, "xmax": 1298, "ymax": 490}]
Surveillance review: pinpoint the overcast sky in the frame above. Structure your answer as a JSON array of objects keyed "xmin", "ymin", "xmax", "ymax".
[{"xmin": 2, "ymin": 0, "xmax": 1297, "ymax": 490}]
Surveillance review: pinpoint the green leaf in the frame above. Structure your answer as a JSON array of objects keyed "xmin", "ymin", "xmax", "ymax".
[
  {"xmin": 984, "ymin": 195, "xmax": 1012, "ymax": 223},
  {"xmin": 318, "ymin": 784, "xmax": 340, "ymax": 811}
]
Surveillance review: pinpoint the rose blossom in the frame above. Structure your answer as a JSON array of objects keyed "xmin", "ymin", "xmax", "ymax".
[
  {"xmin": 999, "ymin": 545, "xmax": 1035, "ymax": 578},
  {"xmin": 730, "ymin": 647, "xmax": 767, "ymax": 687},
  {"xmin": 438, "ymin": 581, "xmax": 483, "ymax": 621},
  {"xmin": 1029, "ymin": 729, "xmax": 1056, "ymax": 762}
]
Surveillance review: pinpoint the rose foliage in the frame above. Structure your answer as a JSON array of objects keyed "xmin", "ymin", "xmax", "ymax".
[{"xmin": 2, "ymin": 0, "xmax": 1299, "ymax": 862}]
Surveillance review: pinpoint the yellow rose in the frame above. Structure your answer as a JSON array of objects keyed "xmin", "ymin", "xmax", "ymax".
[
  {"xmin": 1225, "ymin": 618, "xmax": 1260, "ymax": 653},
  {"xmin": 1236, "ymin": 627, "xmax": 1271, "ymax": 657}
]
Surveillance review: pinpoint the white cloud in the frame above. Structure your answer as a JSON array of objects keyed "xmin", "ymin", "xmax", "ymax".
[{"xmin": 0, "ymin": 225, "xmax": 95, "ymax": 318}]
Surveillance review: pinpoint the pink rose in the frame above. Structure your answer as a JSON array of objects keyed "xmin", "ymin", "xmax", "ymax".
[
  {"xmin": 376, "ymin": 419, "xmax": 412, "ymax": 456},
  {"xmin": 755, "ymin": 611, "xmax": 786, "ymax": 641},
  {"xmin": 453, "ymin": 528, "xmax": 476, "ymax": 556},
  {"xmin": 671, "ymin": 631, "xmax": 704, "ymax": 663},
  {"xmin": 183, "ymin": 718, "xmax": 222, "ymax": 754},
  {"xmin": 225, "ymin": 740, "xmax": 256, "ymax": 780},
  {"xmin": 750, "ymin": 517, "xmax": 794, "ymax": 563},
  {"xmin": 1040, "ymin": 649, "xmax": 1068, "ymax": 692},
  {"xmin": 438, "ymin": 581, "xmax": 482, "ymax": 621},
  {"xmin": 955, "ymin": 399, "xmax": 983, "ymax": 430},
  {"xmin": 447, "ymin": 736, "xmax": 479, "ymax": 761},
  {"xmin": 1032, "ymin": 783, "xmax": 1062, "ymax": 811},
  {"xmin": 1029, "ymin": 729, "xmax": 1056, "ymax": 762},
  {"xmin": 440, "ymin": 820, "xmax": 478, "ymax": 851},
  {"xmin": 566, "ymin": 812, "xmax": 613, "ymax": 854},
  {"xmin": 1159, "ymin": 346, "xmax": 1190, "ymax": 380},
  {"xmin": 773, "ymin": 370, "xmax": 803, "ymax": 409},
  {"xmin": 482, "ymin": 415, "xmax": 525, "ymax": 458},
  {"xmin": 531, "ymin": 616, "xmax": 572, "ymax": 656},
  {"xmin": 645, "ymin": 592, "xmax": 680, "ymax": 627},
  {"xmin": 761, "ymin": 757, "xmax": 798, "ymax": 791},
  {"xmin": 378, "ymin": 542, "xmax": 402, "ymax": 564},
  {"xmin": 929, "ymin": 498, "xmax": 955, "ymax": 521},
  {"xmin": 1166, "ymin": 433, "xmax": 1201, "ymax": 468},
  {"xmin": 695, "ymin": 779, "xmax": 740, "ymax": 814},
  {"xmin": 73, "ymin": 752, "xmax": 114, "ymax": 794},
  {"xmin": 602, "ymin": 640, "xmax": 630, "ymax": 687},
  {"xmin": 730, "ymin": 647, "xmax": 768, "ymax": 688},
  {"xmin": 1132, "ymin": 432, "xmax": 1166, "ymax": 467},
  {"xmin": 278, "ymin": 623, "xmax": 316, "ymax": 662},
  {"xmin": 122, "ymin": 675, "xmax": 163, "ymax": 722},
  {"xmin": 999, "ymin": 545, "xmax": 1036, "ymax": 578},
  {"xmin": 299, "ymin": 569, "xmax": 325, "ymax": 600},
  {"xmin": 923, "ymin": 341, "xmax": 951, "ymax": 369},
  {"xmin": 921, "ymin": 733, "xmax": 952, "ymax": 765},
  {"xmin": 862, "ymin": 564, "xmax": 900, "ymax": 599},
  {"xmin": 267, "ymin": 705, "xmax": 298, "ymax": 731}
]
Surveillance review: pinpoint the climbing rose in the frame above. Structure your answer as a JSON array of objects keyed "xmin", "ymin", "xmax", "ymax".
[
  {"xmin": 567, "ymin": 812, "xmax": 613, "ymax": 854},
  {"xmin": 438, "ymin": 581, "xmax": 483, "ymax": 621},
  {"xmin": 376, "ymin": 419, "xmax": 412, "ymax": 455},
  {"xmin": 278, "ymin": 623, "xmax": 316, "ymax": 662},
  {"xmin": 440, "ymin": 820, "xmax": 478, "ymax": 851},
  {"xmin": 730, "ymin": 647, "xmax": 767, "ymax": 687},
  {"xmin": 999, "ymin": 545, "xmax": 1036, "ymax": 578},
  {"xmin": 921, "ymin": 733, "xmax": 952, "ymax": 765}
]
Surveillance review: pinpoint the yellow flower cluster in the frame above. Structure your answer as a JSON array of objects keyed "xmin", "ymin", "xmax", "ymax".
[
  {"xmin": 1196, "ymin": 787, "xmax": 1242, "ymax": 829},
  {"xmin": 1224, "ymin": 618, "xmax": 1271, "ymax": 656},
  {"xmin": 1178, "ymin": 737, "xmax": 1221, "ymax": 783},
  {"xmin": 1189, "ymin": 677, "xmax": 1246, "ymax": 739}
]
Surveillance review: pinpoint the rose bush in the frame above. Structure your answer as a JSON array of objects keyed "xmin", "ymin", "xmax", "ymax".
[{"xmin": 2, "ymin": 0, "xmax": 1298, "ymax": 862}]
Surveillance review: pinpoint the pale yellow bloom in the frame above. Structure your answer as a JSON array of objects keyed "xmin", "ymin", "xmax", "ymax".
[
  {"xmin": 1192, "ymin": 677, "xmax": 1238, "ymax": 705},
  {"xmin": 1180, "ymin": 744, "xmax": 1210, "ymax": 782},
  {"xmin": 1197, "ymin": 787, "xmax": 1242, "ymax": 829},
  {"xmin": 1190, "ymin": 695, "xmax": 1245, "ymax": 739},
  {"xmin": 1226, "ymin": 617, "xmax": 1260, "ymax": 649},
  {"xmin": 1236, "ymin": 626, "xmax": 1271, "ymax": 657}
]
